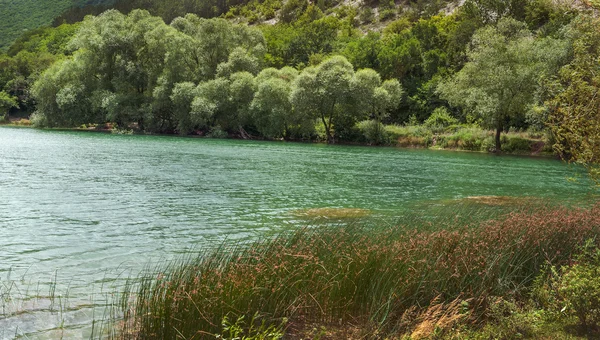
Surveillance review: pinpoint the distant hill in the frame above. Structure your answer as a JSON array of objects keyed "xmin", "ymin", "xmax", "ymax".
[{"xmin": 0, "ymin": 0, "xmax": 113, "ymax": 51}]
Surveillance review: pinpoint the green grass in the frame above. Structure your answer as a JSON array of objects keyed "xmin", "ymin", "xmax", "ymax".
[
  {"xmin": 115, "ymin": 202, "xmax": 600, "ymax": 338},
  {"xmin": 380, "ymin": 124, "xmax": 551, "ymax": 155}
]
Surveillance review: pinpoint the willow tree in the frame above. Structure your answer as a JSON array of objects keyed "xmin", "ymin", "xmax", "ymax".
[
  {"xmin": 438, "ymin": 18, "xmax": 567, "ymax": 152},
  {"xmin": 291, "ymin": 56, "xmax": 356, "ymax": 143},
  {"xmin": 190, "ymin": 72, "xmax": 256, "ymax": 133},
  {"xmin": 170, "ymin": 15, "xmax": 265, "ymax": 80},
  {"xmin": 251, "ymin": 67, "xmax": 312, "ymax": 139},
  {"xmin": 352, "ymin": 68, "xmax": 403, "ymax": 143}
]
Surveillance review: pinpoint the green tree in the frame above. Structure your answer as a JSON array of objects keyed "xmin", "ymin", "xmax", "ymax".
[
  {"xmin": 171, "ymin": 14, "xmax": 265, "ymax": 80},
  {"xmin": 0, "ymin": 91, "xmax": 18, "ymax": 121},
  {"xmin": 547, "ymin": 16, "xmax": 600, "ymax": 183},
  {"xmin": 216, "ymin": 47, "xmax": 262, "ymax": 78},
  {"xmin": 291, "ymin": 55, "xmax": 356, "ymax": 143},
  {"xmin": 189, "ymin": 72, "xmax": 256, "ymax": 134},
  {"xmin": 352, "ymin": 69, "xmax": 403, "ymax": 123},
  {"xmin": 438, "ymin": 18, "xmax": 567, "ymax": 151},
  {"xmin": 170, "ymin": 82, "xmax": 198, "ymax": 134},
  {"xmin": 251, "ymin": 67, "xmax": 311, "ymax": 138}
]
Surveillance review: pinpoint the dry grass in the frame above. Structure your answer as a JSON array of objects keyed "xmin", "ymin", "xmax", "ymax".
[{"xmin": 410, "ymin": 296, "xmax": 469, "ymax": 339}]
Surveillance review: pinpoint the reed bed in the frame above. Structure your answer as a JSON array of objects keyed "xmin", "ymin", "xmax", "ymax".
[{"xmin": 118, "ymin": 203, "xmax": 600, "ymax": 339}]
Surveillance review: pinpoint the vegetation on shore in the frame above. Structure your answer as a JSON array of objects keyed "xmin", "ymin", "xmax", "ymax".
[
  {"xmin": 1, "ymin": 1, "xmax": 599, "ymax": 165},
  {"xmin": 113, "ymin": 202, "xmax": 600, "ymax": 339}
]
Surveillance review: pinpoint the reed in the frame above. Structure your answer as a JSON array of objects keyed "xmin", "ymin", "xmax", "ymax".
[{"xmin": 117, "ymin": 203, "xmax": 600, "ymax": 338}]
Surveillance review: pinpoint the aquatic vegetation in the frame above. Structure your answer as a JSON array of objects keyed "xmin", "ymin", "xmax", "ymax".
[
  {"xmin": 118, "ymin": 203, "xmax": 600, "ymax": 338},
  {"xmin": 290, "ymin": 207, "xmax": 371, "ymax": 219},
  {"xmin": 453, "ymin": 195, "xmax": 542, "ymax": 206}
]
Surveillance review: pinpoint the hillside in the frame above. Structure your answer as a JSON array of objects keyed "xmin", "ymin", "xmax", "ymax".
[{"xmin": 0, "ymin": 0, "xmax": 109, "ymax": 50}]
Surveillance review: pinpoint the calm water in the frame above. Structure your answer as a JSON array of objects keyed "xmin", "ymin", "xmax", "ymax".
[{"xmin": 0, "ymin": 127, "xmax": 595, "ymax": 338}]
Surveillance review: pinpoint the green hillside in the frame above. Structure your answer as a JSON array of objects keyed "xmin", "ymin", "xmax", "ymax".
[{"xmin": 0, "ymin": 0, "xmax": 112, "ymax": 51}]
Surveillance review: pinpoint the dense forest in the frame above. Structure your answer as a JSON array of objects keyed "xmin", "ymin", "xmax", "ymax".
[{"xmin": 0, "ymin": 0, "xmax": 599, "ymax": 176}]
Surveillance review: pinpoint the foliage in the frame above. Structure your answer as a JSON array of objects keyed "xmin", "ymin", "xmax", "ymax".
[
  {"xmin": 555, "ymin": 243, "xmax": 600, "ymax": 328},
  {"xmin": 291, "ymin": 56, "xmax": 357, "ymax": 143},
  {"xmin": 32, "ymin": 10, "xmax": 265, "ymax": 132},
  {"xmin": 534, "ymin": 240, "xmax": 600, "ymax": 329},
  {"xmin": 423, "ymin": 106, "xmax": 457, "ymax": 132},
  {"xmin": 216, "ymin": 314, "xmax": 286, "ymax": 340},
  {"xmin": 0, "ymin": 91, "xmax": 19, "ymax": 121},
  {"xmin": 548, "ymin": 16, "xmax": 600, "ymax": 184},
  {"xmin": 501, "ymin": 135, "xmax": 533, "ymax": 153},
  {"xmin": 3, "ymin": 0, "xmax": 598, "ymax": 160},
  {"xmin": 0, "ymin": 0, "xmax": 89, "ymax": 51},
  {"xmin": 357, "ymin": 119, "xmax": 389, "ymax": 145},
  {"xmin": 438, "ymin": 17, "xmax": 568, "ymax": 151},
  {"xmin": 250, "ymin": 67, "xmax": 311, "ymax": 139}
]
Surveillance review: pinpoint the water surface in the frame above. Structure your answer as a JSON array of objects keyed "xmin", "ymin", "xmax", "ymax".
[{"xmin": 0, "ymin": 127, "xmax": 594, "ymax": 338}]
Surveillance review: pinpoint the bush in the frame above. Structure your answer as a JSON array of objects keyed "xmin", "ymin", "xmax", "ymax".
[
  {"xmin": 207, "ymin": 125, "xmax": 229, "ymax": 138},
  {"xmin": 502, "ymin": 136, "xmax": 532, "ymax": 153},
  {"xmin": 535, "ymin": 240, "xmax": 600, "ymax": 328},
  {"xmin": 357, "ymin": 120, "xmax": 389, "ymax": 145},
  {"xmin": 424, "ymin": 107, "xmax": 458, "ymax": 133},
  {"xmin": 359, "ymin": 7, "xmax": 374, "ymax": 24},
  {"xmin": 385, "ymin": 124, "xmax": 433, "ymax": 147},
  {"xmin": 442, "ymin": 127, "xmax": 490, "ymax": 151},
  {"xmin": 279, "ymin": 0, "xmax": 308, "ymax": 23},
  {"xmin": 216, "ymin": 313, "xmax": 286, "ymax": 340},
  {"xmin": 379, "ymin": 8, "xmax": 396, "ymax": 22}
]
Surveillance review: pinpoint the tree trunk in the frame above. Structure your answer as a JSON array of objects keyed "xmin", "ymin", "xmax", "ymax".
[
  {"xmin": 495, "ymin": 126, "xmax": 502, "ymax": 153},
  {"xmin": 321, "ymin": 114, "xmax": 334, "ymax": 144}
]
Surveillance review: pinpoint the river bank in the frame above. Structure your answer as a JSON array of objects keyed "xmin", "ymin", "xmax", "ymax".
[{"xmin": 0, "ymin": 118, "xmax": 556, "ymax": 158}]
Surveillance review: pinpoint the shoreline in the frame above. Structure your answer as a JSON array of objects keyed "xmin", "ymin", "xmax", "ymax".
[{"xmin": 0, "ymin": 123, "xmax": 559, "ymax": 159}]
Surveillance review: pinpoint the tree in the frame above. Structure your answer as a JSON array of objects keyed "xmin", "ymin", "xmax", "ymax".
[
  {"xmin": 0, "ymin": 91, "xmax": 18, "ymax": 122},
  {"xmin": 547, "ymin": 16, "xmax": 600, "ymax": 183},
  {"xmin": 351, "ymin": 69, "xmax": 403, "ymax": 143},
  {"xmin": 216, "ymin": 47, "xmax": 262, "ymax": 78},
  {"xmin": 437, "ymin": 18, "xmax": 567, "ymax": 151},
  {"xmin": 291, "ymin": 56, "xmax": 356, "ymax": 143},
  {"xmin": 189, "ymin": 71, "xmax": 256, "ymax": 133},
  {"xmin": 352, "ymin": 69, "xmax": 403, "ymax": 123},
  {"xmin": 170, "ymin": 15, "xmax": 265, "ymax": 80},
  {"xmin": 250, "ymin": 67, "xmax": 311, "ymax": 138},
  {"xmin": 170, "ymin": 82, "xmax": 198, "ymax": 134}
]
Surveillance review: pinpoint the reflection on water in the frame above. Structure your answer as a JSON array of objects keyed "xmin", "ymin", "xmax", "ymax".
[{"xmin": 0, "ymin": 127, "xmax": 594, "ymax": 338}]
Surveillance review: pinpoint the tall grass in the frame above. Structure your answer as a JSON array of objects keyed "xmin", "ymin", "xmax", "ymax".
[
  {"xmin": 118, "ymin": 203, "xmax": 600, "ymax": 338},
  {"xmin": 381, "ymin": 124, "xmax": 548, "ymax": 154}
]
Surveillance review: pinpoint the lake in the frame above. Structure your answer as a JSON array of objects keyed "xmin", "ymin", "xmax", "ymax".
[{"xmin": 0, "ymin": 127, "xmax": 594, "ymax": 338}]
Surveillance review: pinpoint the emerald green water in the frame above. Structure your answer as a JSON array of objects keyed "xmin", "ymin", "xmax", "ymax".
[{"xmin": 0, "ymin": 127, "xmax": 596, "ymax": 338}]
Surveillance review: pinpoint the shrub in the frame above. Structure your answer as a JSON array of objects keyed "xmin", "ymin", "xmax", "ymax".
[
  {"xmin": 502, "ymin": 136, "xmax": 532, "ymax": 153},
  {"xmin": 443, "ymin": 127, "xmax": 490, "ymax": 151},
  {"xmin": 424, "ymin": 107, "xmax": 458, "ymax": 133},
  {"xmin": 359, "ymin": 7, "xmax": 374, "ymax": 24},
  {"xmin": 385, "ymin": 124, "xmax": 433, "ymax": 147},
  {"xmin": 279, "ymin": 0, "xmax": 308, "ymax": 23},
  {"xmin": 379, "ymin": 9, "xmax": 396, "ymax": 22},
  {"xmin": 207, "ymin": 125, "xmax": 229, "ymax": 138},
  {"xmin": 535, "ymin": 240, "xmax": 600, "ymax": 328},
  {"xmin": 216, "ymin": 313, "xmax": 286, "ymax": 340},
  {"xmin": 357, "ymin": 120, "xmax": 389, "ymax": 145}
]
